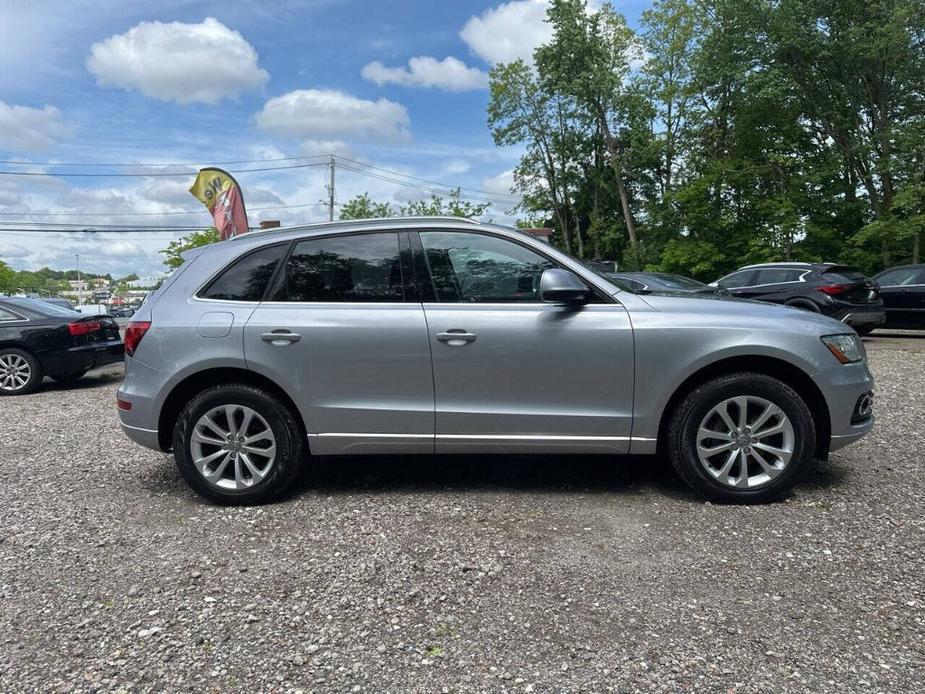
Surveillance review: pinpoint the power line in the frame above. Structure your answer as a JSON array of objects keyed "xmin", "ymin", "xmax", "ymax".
[
  {"xmin": 0, "ymin": 154, "xmax": 332, "ymax": 168},
  {"xmin": 337, "ymin": 155, "xmax": 521, "ymax": 201},
  {"xmin": 0, "ymin": 162, "xmax": 329, "ymax": 178},
  {"xmin": 0, "ymin": 202, "xmax": 329, "ymax": 218},
  {"xmin": 336, "ymin": 162, "xmax": 516, "ymax": 207}
]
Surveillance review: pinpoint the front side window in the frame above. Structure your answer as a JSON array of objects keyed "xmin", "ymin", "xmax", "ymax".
[
  {"xmin": 419, "ymin": 231, "xmax": 555, "ymax": 302},
  {"xmin": 273, "ymin": 232, "xmax": 404, "ymax": 302},
  {"xmin": 201, "ymin": 244, "xmax": 286, "ymax": 302}
]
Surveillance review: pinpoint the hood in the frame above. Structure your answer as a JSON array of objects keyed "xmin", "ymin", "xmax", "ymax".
[{"xmin": 637, "ymin": 293, "xmax": 851, "ymax": 335}]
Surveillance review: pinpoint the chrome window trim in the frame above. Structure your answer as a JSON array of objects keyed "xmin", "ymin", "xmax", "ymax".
[
  {"xmin": 0, "ymin": 306, "xmax": 29, "ymax": 322},
  {"xmin": 725, "ymin": 269, "xmax": 811, "ymax": 290}
]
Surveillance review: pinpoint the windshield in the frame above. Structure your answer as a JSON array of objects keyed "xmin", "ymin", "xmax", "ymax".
[{"xmin": 6, "ymin": 297, "xmax": 80, "ymax": 316}]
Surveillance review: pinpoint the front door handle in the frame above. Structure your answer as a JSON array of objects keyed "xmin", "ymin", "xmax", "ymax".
[
  {"xmin": 261, "ymin": 330, "xmax": 301, "ymax": 345},
  {"xmin": 436, "ymin": 329, "xmax": 477, "ymax": 346}
]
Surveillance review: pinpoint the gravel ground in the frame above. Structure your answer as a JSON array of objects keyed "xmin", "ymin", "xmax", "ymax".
[{"xmin": 1, "ymin": 344, "xmax": 923, "ymax": 693}]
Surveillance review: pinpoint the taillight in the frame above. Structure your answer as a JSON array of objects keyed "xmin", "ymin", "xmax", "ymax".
[
  {"xmin": 68, "ymin": 321, "xmax": 101, "ymax": 336},
  {"xmin": 816, "ymin": 284, "xmax": 852, "ymax": 295},
  {"xmin": 124, "ymin": 321, "xmax": 151, "ymax": 357}
]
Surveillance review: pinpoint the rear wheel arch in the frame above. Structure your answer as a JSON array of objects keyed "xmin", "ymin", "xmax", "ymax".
[
  {"xmin": 157, "ymin": 367, "xmax": 306, "ymax": 452},
  {"xmin": 656, "ymin": 355, "xmax": 831, "ymax": 461}
]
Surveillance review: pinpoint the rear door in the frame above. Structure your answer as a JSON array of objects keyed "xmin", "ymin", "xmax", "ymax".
[
  {"xmin": 730, "ymin": 268, "xmax": 804, "ymax": 302},
  {"xmin": 243, "ymin": 231, "xmax": 434, "ymax": 455},
  {"xmin": 411, "ymin": 230, "xmax": 635, "ymax": 454}
]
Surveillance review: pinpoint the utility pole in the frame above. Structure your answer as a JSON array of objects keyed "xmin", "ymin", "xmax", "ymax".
[
  {"xmin": 327, "ymin": 155, "xmax": 335, "ymax": 221},
  {"xmin": 75, "ymin": 254, "xmax": 81, "ymax": 302}
]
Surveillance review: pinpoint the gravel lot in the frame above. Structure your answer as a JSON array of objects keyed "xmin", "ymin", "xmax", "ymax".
[{"xmin": 1, "ymin": 337, "xmax": 923, "ymax": 693}]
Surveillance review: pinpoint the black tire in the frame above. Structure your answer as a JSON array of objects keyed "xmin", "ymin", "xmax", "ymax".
[
  {"xmin": 0, "ymin": 347, "xmax": 43, "ymax": 396},
  {"xmin": 667, "ymin": 372, "xmax": 816, "ymax": 504},
  {"xmin": 51, "ymin": 369, "xmax": 88, "ymax": 384},
  {"xmin": 172, "ymin": 383, "xmax": 305, "ymax": 505}
]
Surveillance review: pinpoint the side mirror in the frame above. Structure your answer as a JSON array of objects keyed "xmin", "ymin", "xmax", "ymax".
[{"xmin": 540, "ymin": 268, "xmax": 590, "ymax": 304}]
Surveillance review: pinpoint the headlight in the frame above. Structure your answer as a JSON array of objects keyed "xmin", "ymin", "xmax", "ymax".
[{"xmin": 821, "ymin": 334, "xmax": 865, "ymax": 364}]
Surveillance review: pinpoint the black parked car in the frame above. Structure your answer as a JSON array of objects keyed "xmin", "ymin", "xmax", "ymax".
[
  {"xmin": 0, "ymin": 297, "xmax": 123, "ymax": 395},
  {"xmin": 873, "ymin": 264, "xmax": 925, "ymax": 329},
  {"xmin": 607, "ymin": 271, "xmax": 725, "ymax": 295},
  {"xmin": 713, "ymin": 262, "xmax": 885, "ymax": 335}
]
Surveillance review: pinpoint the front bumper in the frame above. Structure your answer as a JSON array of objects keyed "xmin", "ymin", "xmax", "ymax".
[{"xmin": 812, "ymin": 359, "xmax": 875, "ymax": 452}]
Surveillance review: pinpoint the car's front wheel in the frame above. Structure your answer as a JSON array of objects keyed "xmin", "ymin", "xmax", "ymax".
[
  {"xmin": 172, "ymin": 383, "xmax": 305, "ymax": 505},
  {"xmin": 667, "ymin": 372, "xmax": 816, "ymax": 503}
]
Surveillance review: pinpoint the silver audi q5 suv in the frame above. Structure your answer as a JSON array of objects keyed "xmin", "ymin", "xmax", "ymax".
[{"xmin": 117, "ymin": 217, "xmax": 874, "ymax": 505}]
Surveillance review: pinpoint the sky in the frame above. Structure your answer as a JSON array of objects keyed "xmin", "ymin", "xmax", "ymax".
[{"xmin": 0, "ymin": 0, "xmax": 648, "ymax": 278}]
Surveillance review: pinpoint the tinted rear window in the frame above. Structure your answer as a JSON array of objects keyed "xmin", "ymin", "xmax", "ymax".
[
  {"xmin": 200, "ymin": 245, "xmax": 286, "ymax": 302},
  {"xmin": 822, "ymin": 266, "xmax": 867, "ymax": 283}
]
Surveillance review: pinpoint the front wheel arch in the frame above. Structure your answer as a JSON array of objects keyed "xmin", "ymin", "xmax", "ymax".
[{"xmin": 656, "ymin": 355, "xmax": 831, "ymax": 461}]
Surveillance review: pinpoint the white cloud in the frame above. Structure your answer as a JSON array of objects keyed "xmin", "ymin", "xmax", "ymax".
[
  {"xmin": 0, "ymin": 100, "xmax": 72, "ymax": 151},
  {"xmin": 0, "ymin": 242, "xmax": 31, "ymax": 258},
  {"xmin": 299, "ymin": 139, "xmax": 354, "ymax": 158},
  {"xmin": 460, "ymin": 0, "xmax": 552, "ymax": 65},
  {"xmin": 482, "ymin": 169, "xmax": 517, "ymax": 197},
  {"xmin": 87, "ymin": 17, "xmax": 269, "ymax": 104},
  {"xmin": 255, "ymin": 89, "xmax": 411, "ymax": 143},
  {"xmin": 100, "ymin": 240, "xmax": 144, "ymax": 257},
  {"xmin": 361, "ymin": 56, "xmax": 487, "ymax": 91}
]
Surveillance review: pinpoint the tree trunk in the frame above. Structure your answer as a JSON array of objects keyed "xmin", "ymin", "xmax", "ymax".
[
  {"xmin": 574, "ymin": 215, "xmax": 584, "ymax": 258},
  {"xmin": 599, "ymin": 117, "xmax": 639, "ymax": 252},
  {"xmin": 914, "ymin": 232, "xmax": 920, "ymax": 264}
]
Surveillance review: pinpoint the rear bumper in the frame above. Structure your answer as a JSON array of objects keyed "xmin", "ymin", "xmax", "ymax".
[
  {"xmin": 41, "ymin": 340, "xmax": 124, "ymax": 376},
  {"xmin": 831, "ymin": 306, "xmax": 886, "ymax": 327},
  {"xmin": 117, "ymin": 355, "xmax": 169, "ymax": 452}
]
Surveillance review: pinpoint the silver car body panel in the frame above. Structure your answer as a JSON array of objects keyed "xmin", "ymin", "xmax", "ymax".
[{"xmin": 117, "ymin": 217, "xmax": 874, "ymax": 459}]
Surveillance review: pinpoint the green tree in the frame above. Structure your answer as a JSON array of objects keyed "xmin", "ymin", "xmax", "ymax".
[
  {"xmin": 339, "ymin": 193, "xmax": 396, "ymax": 220},
  {"xmin": 162, "ymin": 227, "xmax": 220, "ymax": 269},
  {"xmin": 400, "ymin": 189, "xmax": 490, "ymax": 218},
  {"xmin": 0, "ymin": 259, "xmax": 14, "ymax": 293}
]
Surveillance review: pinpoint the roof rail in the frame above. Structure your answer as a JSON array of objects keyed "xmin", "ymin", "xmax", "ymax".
[
  {"xmin": 230, "ymin": 215, "xmax": 483, "ymax": 241},
  {"xmin": 739, "ymin": 261, "xmax": 814, "ymax": 269}
]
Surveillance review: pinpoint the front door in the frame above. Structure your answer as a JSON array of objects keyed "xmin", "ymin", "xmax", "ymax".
[
  {"xmin": 244, "ymin": 231, "xmax": 434, "ymax": 454},
  {"xmin": 411, "ymin": 230, "xmax": 635, "ymax": 454}
]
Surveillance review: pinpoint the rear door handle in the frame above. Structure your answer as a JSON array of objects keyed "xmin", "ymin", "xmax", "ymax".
[
  {"xmin": 261, "ymin": 330, "xmax": 301, "ymax": 345},
  {"xmin": 436, "ymin": 329, "xmax": 477, "ymax": 345}
]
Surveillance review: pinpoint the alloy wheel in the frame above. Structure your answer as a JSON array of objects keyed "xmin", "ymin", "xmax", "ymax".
[
  {"xmin": 189, "ymin": 404, "xmax": 277, "ymax": 490},
  {"xmin": 0, "ymin": 353, "xmax": 32, "ymax": 392},
  {"xmin": 696, "ymin": 395, "xmax": 795, "ymax": 489}
]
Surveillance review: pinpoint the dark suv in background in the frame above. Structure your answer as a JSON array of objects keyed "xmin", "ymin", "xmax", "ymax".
[{"xmin": 714, "ymin": 262, "xmax": 885, "ymax": 335}]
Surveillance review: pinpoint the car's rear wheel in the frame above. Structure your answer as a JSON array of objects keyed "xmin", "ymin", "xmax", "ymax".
[
  {"xmin": 0, "ymin": 348, "xmax": 43, "ymax": 395},
  {"xmin": 172, "ymin": 383, "xmax": 305, "ymax": 505},
  {"xmin": 667, "ymin": 372, "xmax": 816, "ymax": 503}
]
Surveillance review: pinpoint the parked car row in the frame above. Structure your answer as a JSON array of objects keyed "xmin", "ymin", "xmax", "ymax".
[
  {"xmin": 0, "ymin": 297, "xmax": 124, "ymax": 394},
  {"xmin": 607, "ymin": 261, "xmax": 925, "ymax": 334}
]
